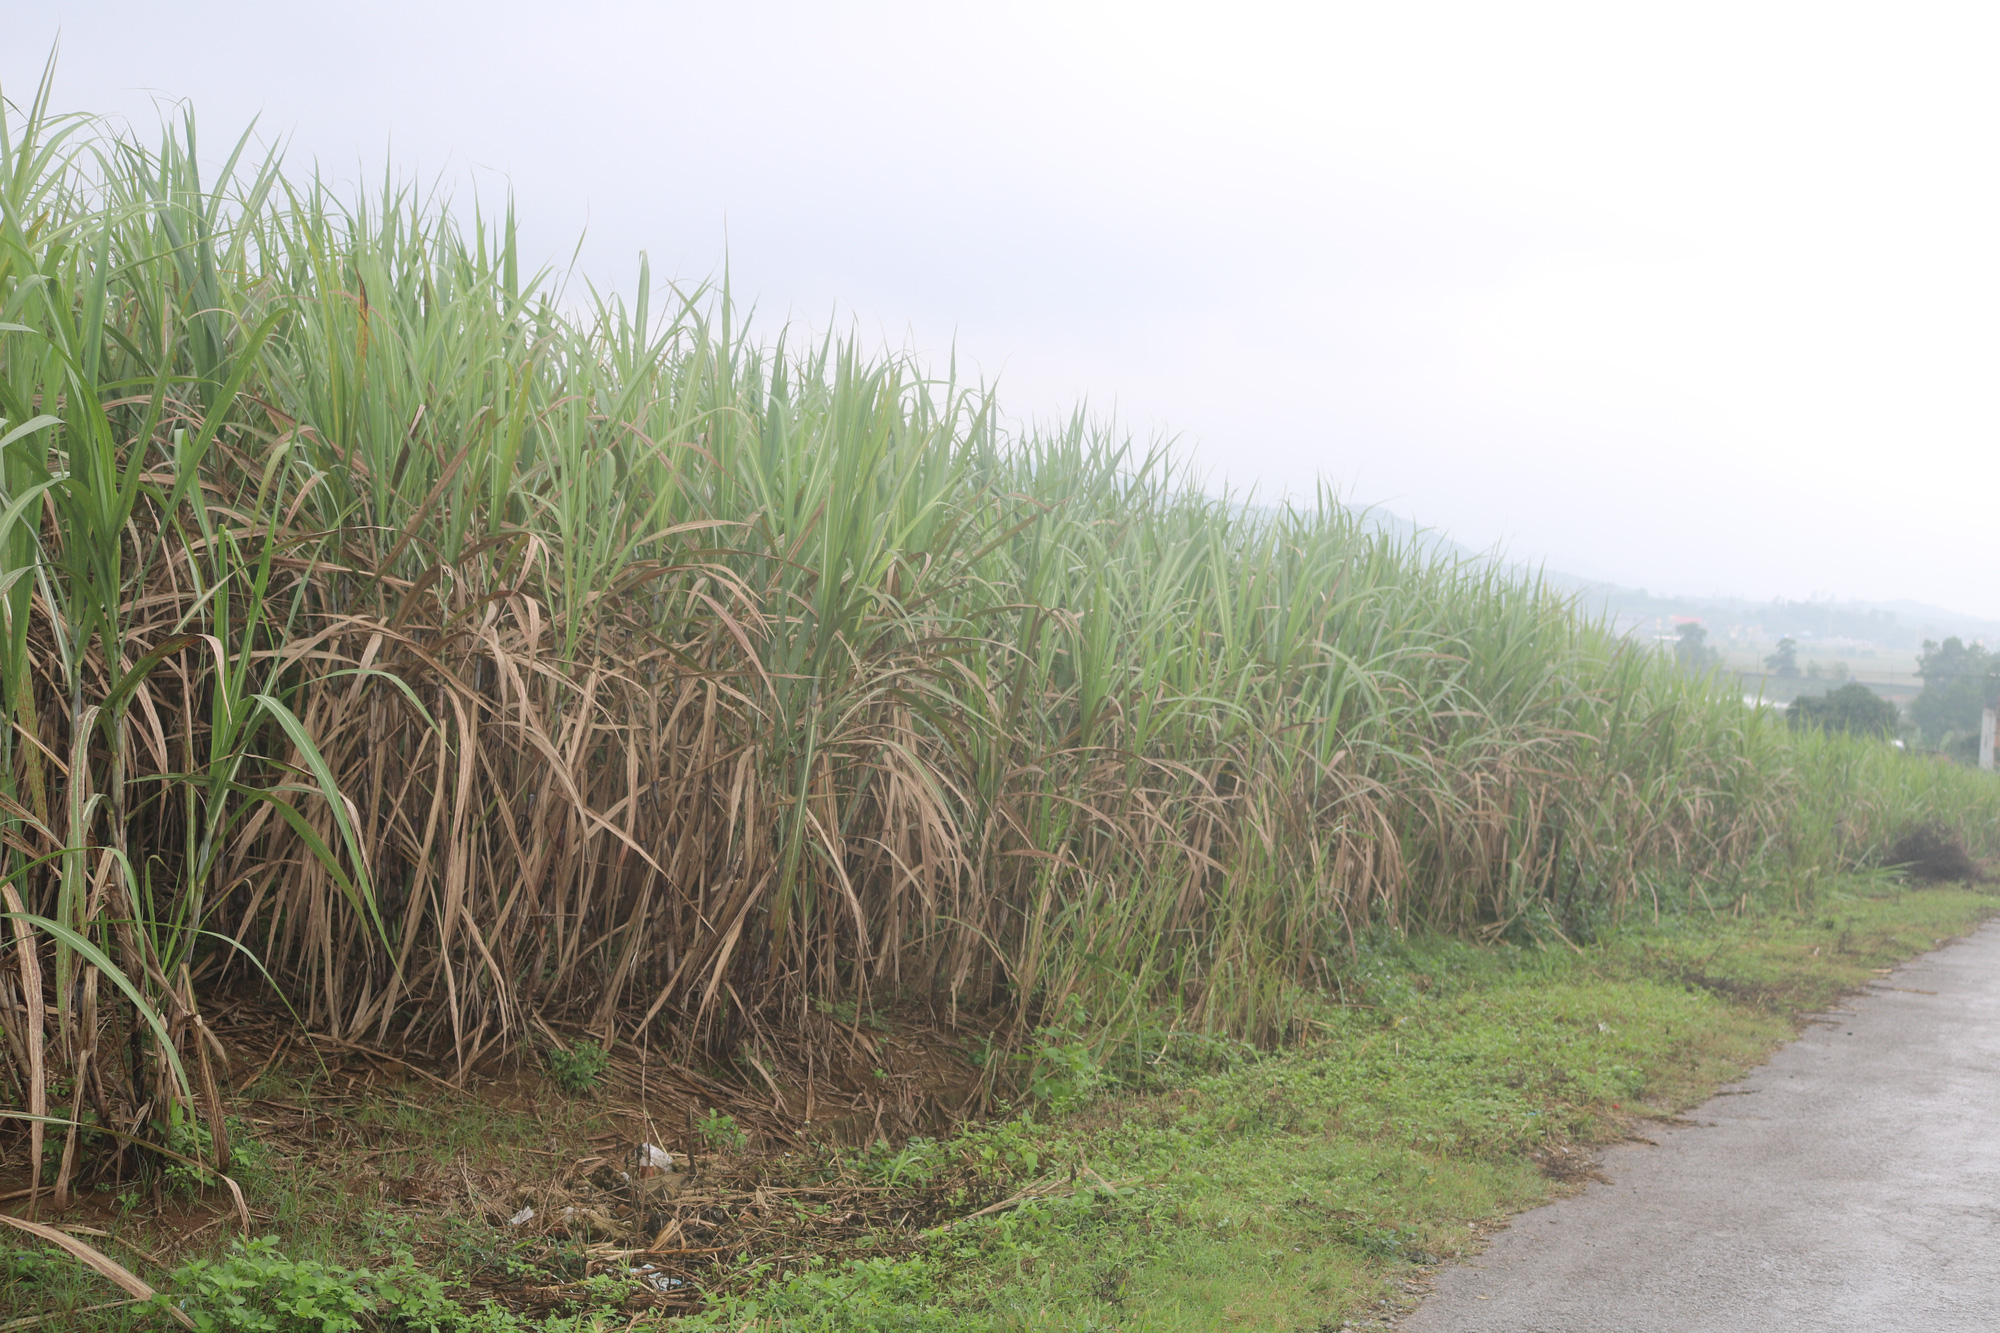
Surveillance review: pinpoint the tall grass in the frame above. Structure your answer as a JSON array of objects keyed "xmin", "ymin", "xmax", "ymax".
[{"xmin": 4, "ymin": 73, "xmax": 1998, "ymax": 1194}]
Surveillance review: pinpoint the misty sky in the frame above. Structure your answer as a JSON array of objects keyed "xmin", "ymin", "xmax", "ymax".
[{"xmin": 12, "ymin": 2, "xmax": 2000, "ymax": 615}]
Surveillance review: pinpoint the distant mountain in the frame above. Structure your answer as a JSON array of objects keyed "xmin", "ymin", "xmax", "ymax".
[
  {"xmin": 1853, "ymin": 599, "xmax": 2000, "ymax": 644},
  {"xmin": 1543, "ymin": 586, "xmax": 2000, "ymax": 650},
  {"xmin": 1353, "ymin": 509, "xmax": 2000, "ymax": 650}
]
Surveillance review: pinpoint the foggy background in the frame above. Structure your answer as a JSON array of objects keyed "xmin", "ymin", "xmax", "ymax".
[{"xmin": 10, "ymin": 0, "xmax": 1999, "ymax": 617}]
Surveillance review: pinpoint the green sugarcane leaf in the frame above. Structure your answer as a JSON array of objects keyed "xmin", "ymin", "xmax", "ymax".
[
  {"xmin": 100, "ymin": 634, "xmax": 201, "ymax": 723},
  {"xmin": 317, "ymin": 666, "xmax": 440, "ymax": 731},
  {"xmin": 0, "ymin": 413, "xmax": 60, "ymax": 452},
  {"xmin": 249, "ymin": 694, "xmax": 389, "ymax": 947},
  {"xmin": 221, "ymin": 781, "xmax": 374, "ymax": 941},
  {"xmin": 0, "ymin": 477, "xmax": 60, "ymax": 549},
  {"xmin": 1, "ymin": 911, "xmax": 189, "ymax": 1098}
]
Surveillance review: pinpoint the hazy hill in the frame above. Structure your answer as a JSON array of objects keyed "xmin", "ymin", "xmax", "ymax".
[{"xmin": 1360, "ymin": 509, "xmax": 2000, "ymax": 650}]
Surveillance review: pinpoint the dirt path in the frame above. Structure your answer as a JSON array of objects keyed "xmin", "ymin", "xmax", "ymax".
[{"xmin": 1402, "ymin": 921, "xmax": 2000, "ymax": 1332}]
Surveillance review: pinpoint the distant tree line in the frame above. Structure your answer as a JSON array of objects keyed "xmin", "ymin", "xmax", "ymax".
[
  {"xmin": 1674, "ymin": 622, "xmax": 1720, "ymax": 672},
  {"xmin": 1775, "ymin": 636, "xmax": 2000, "ymax": 759},
  {"xmin": 1634, "ymin": 604, "xmax": 1991, "ymax": 757},
  {"xmin": 1601, "ymin": 589, "xmax": 1956, "ymax": 651},
  {"xmin": 1768, "ymin": 633, "xmax": 1895, "ymax": 741},
  {"xmin": 1786, "ymin": 683, "xmax": 1897, "ymax": 738},
  {"xmin": 1761, "ymin": 637, "xmax": 1853, "ymax": 683},
  {"xmin": 1907, "ymin": 637, "xmax": 2000, "ymax": 759}
]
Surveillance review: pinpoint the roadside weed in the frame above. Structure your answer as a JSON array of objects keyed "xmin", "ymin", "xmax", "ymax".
[{"xmin": 541, "ymin": 1040, "xmax": 611, "ymax": 1096}]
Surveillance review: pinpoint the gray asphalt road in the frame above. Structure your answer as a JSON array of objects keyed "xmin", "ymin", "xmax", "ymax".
[{"xmin": 1401, "ymin": 921, "xmax": 2000, "ymax": 1333}]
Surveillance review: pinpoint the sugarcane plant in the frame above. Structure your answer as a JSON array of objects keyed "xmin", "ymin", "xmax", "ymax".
[{"xmin": 3, "ymin": 59, "xmax": 1997, "ymax": 1211}]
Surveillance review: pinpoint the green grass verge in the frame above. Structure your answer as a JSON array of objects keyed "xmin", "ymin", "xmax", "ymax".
[
  {"xmin": 4, "ymin": 878, "xmax": 1990, "ymax": 1331},
  {"xmin": 687, "ymin": 879, "xmax": 1997, "ymax": 1331}
]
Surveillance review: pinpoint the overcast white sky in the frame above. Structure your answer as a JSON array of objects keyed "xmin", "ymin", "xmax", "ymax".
[{"xmin": 11, "ymin": 1, "xmax": 2000, "ymax": 615}]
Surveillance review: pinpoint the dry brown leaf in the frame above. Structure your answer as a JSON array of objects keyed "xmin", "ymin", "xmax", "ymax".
[{"xmin": 0, "ymin": 1213, "xmax": 195, "ymax": 1329}]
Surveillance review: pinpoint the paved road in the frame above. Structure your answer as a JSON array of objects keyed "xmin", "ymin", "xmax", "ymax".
[{"xmin": 1402, "ymin": 922, "xmax": 2000, "ymax": 1333}]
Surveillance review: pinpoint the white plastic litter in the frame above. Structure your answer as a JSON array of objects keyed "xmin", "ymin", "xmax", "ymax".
[
  {"xmin": 507, "ymin": 1206, "xmax": 535, "ymax": 1226},
  {"xmin": 628, "ymin": 1264, "xmax": 685, "ymax": 1293},
  {"xmin": 632, "ymin": 1142, "xmax": 675, "ymax": 1175}
]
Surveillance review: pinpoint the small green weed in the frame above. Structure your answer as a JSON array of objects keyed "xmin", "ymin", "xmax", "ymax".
[
  {"xmin": 0, "ymin": 1246, "xmax": 57, "ymax": 1289},
  {"xmin": 551, "ymin": 1273, "xmax": 630, "ymax": 1316},
  {"xmin": 856, "ymin": 1137, "xmax": 943, "ymax": 1190},
  {"xmin": 815, "ymin": 998, "xmax": 890, "ymax": 1032},
  {"xmin": 542, "ymin": 1039, "xmax": 611, "ymax": 1095},
  {"xmin": 698, "ymin": 1108, "xmax": 750, "ymax": 1152},
  {"xmin": 169, "ymin": 1237, "xmax": 397, "ymax": 1332},
  {"xmin": 1024, "ymin": 998, "xmax": 1112, "ymax": 1114},
  {"xmin": 164, "ymin": 1236, "xmax": 579, "ymax": 1332},
  {"xmin": 680, "ymin": 1255, "xmax": 956, "ymax": 1332},
  {"xmin": 160, "ymin": 1103, "xmax": 219, "ymax": 1197}
]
